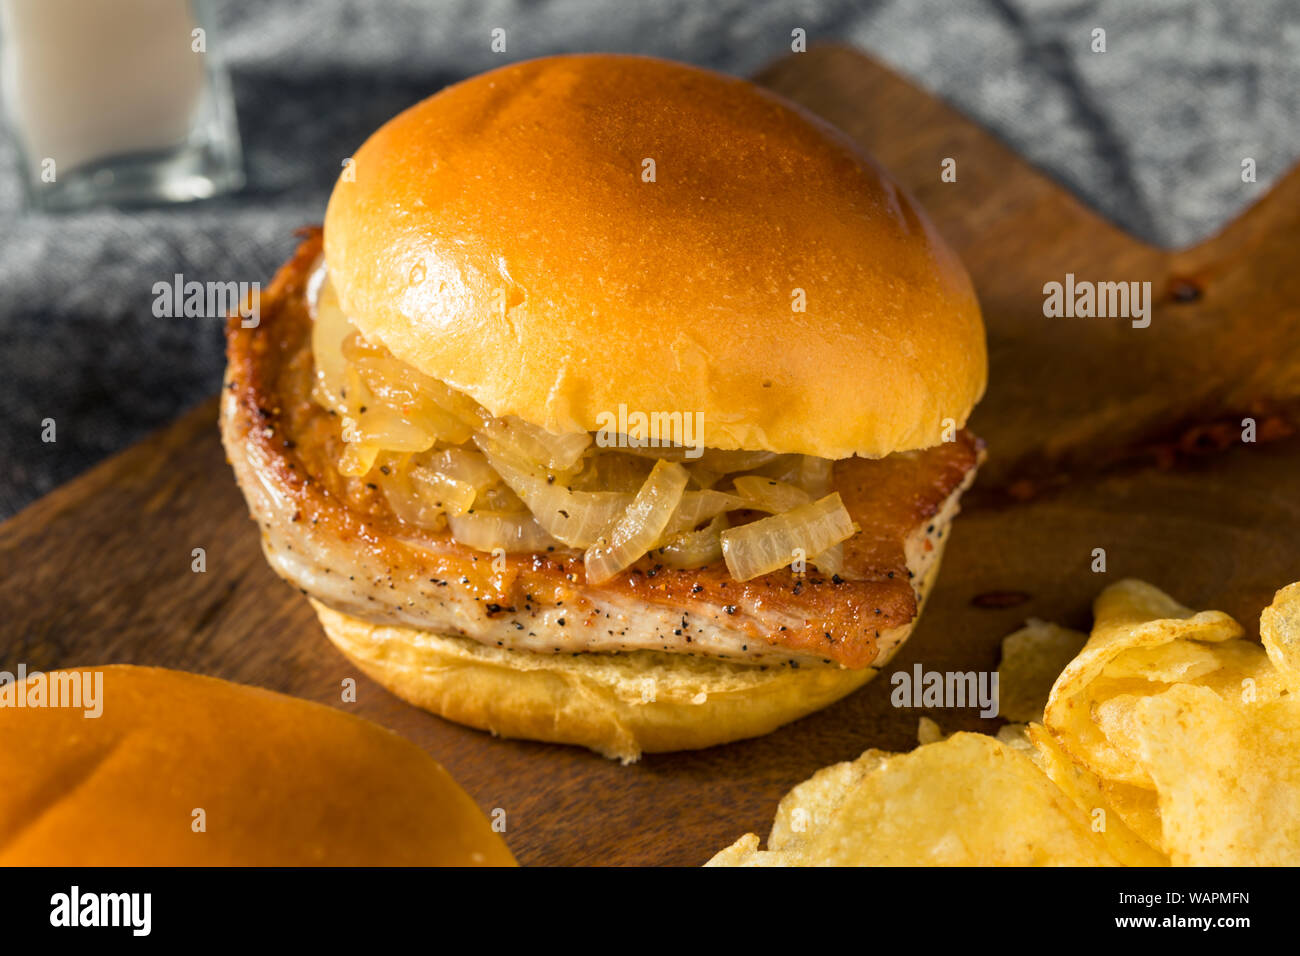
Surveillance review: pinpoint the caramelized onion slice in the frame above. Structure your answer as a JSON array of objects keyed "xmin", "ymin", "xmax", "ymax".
[
  {"xmin": 618, "ymin": 443, "xmax": 694, "ymax": 461},
  {"xmin": 415, "ymin": 377, "xmax": 486, "ymax": 427},
  {"xmin": 339, "ymin": 442, "xmax": 380, "ymax": 478},
  {"xmin": 798, "ymin": 456, "xmax": 835, "ymax": 497},
  {"xmin": 339, "ymin": 367, "xmax": 436, "ymax": 457},
  {"xmin": 350, "ymin": 356, "xmax": 474, "ymax": 445},
  {"xmin": 746, "ymin": 453, "xmax": 803, "ymax": 484},
  {"xmin": 662, "ymin": 489, "xmax": 744, "ymax": 535},
  {"xmin": 341, "ymin": 408, "xmax": 436, "ymax": 455},
  {"xmin": 695, "ymin": 449, "xmax": 778, "ymax": 473},
  {"xmin": 720, "ymin": 493, "xmax": 857, "ymax": 582},
  {"xmin": 570, "ymin": 452, "xmax": 653, "ymax": 492},
  {"xmin": 657, "ymin": 515, "xmax": 727, "ymax": 570},
  {"xmin": 475, "ymin": 413, "xmax": 591, "ymax": 473},
  {"xmin": 732, "ymin": 475, "xmax": 812, "ymax": 513},
  {"xmin": 480, "ymin": 440, "xmax": 634, "ymax": 547},
  {"xmin": 584, "ymin": 460, "xmax": 690, "ymax": 584},
  {"xmin": 349, "ymin": 353, "xmax": 424, "ymax": 405},
  {"xmin": 448, "ymin": 511, "xmax": 560, "ymax": 553},
  {"xmin": 684, "ymin": 464, "xmax": 724, "ymax": 489},
  {"xmin": 481, "ymin": 481, "xmax": 527, "ymax": 513},
  {"xmin": 810, "ymin": 541, "xmax": 845, "ymax": 577},
  {"xmin": 309, "ymin": 273, "xmax": 352, "ymax": 414},
  {"xmin": 424, "ymin": 447, "xmax": 500, "ymax": 495},
  {"xmin": 409, "ymin": 467, "xmax": 477, "ymax": 517},
  {"xmin": 372, "ymin": 457, "xmax": 447, "ymax": 529}
]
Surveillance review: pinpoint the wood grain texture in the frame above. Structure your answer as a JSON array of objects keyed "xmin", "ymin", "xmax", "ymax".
[{"xmin": 3, "ymin": 45, "xmax": 1299, "ymax": 866}]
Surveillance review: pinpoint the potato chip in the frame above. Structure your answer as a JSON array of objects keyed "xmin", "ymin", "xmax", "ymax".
[
  {"xmin": 710, "ymin": 576, "xmax": 1300, "ymax": 868},
  {"xmin": 707, "ymin": 833, "xmax": 764, "ymax": 866},
  {"xmin": 1181, "ymin": 638, "xmax": 1286, "ymax": 703},
  {"xmin": 763, "ymin": 750, "xmax": 890, "ymax": 851},
  {"xmin": 1044, "ymin": 579, "xmax": 1243, "ymax": 785},
  {"xmin": 996, "ymin": 722, "xmax": 1032, "ymax": 750},
  {"xmin": 1025, "ymin": 723, "xmax": 1168, "ymax": 866},
  {"xmin": 917, "ymin": 716, "xmax": 944, "ymax": 745},
  {"xmin": 1098, "ymin": 778, "xmax": 1165, "ymax": 855},
  {"xmin": 1097, "ymin": 684, "xmax": 1300, "ymax": 865},
  {"xmin": 996, "ymin": 619, "xmax": 1087, "ymax": 723},
  {"xmin": 706, "ymin": 733, "xmax": 1123, "ymax": 866},
  {"xmin": 1093, "ymin": 579, "xmax": 1214, "ymax": 632},
  {"xmin": 1100, "ymin": 641, "xmax": 1223, "ymax": 683},
  {"xmin": 1261, "ymin": 582, "xmax": 1300, "ymax": 693}
]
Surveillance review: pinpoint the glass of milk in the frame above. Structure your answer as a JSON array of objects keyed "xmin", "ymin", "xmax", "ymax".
[{"xmin": 0, "ymin": 0, "xmax": 243, "ymax": 210}]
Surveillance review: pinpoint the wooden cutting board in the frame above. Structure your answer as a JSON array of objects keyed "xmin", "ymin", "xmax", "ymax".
[{"xmin": 4, "ymin": 45, "xmax": 1299, "ymax": 866}]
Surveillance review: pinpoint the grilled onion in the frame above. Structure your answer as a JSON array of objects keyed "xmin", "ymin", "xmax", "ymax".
[
  {"xmin": 371, "ymin": 456, "xmax": 446, "ymax": 529},
  {"xmin": 426, "ymin": 447, "xmax": 497, "ymax": 491},
  {"xmin": 571, "ymin": 452, "xmax": 653, "ymax": 492},
  {"xmin": 657, "ymin": 515, "xmax": 727, "ymax": 569},
  {"xmin": 477, "ymin": 414, "xmax": 591, "ymax": 473},
  {"xmin": 695, "ymin": 449, "xmax": 778, "ymax": 473},
  {"xmin": 409, "ymin": 467, "xmax": 476, "ymax": 517},
  {"xmin": 720, "ymin": 493, "xmax": 857, "ymax": 581},
  {"xmin": 798, "ymin": 456, "xmax": 834, "ymax": 497},
  {"xmin": 662, "ymin": 489, "xmax": 743, "ymax": 535},
  {"xmin": 309, "ymin": 271, "xmax": 352, "ymax": 414},
  {"xmin": 447, "ymin": 511, "xmax": 560, "ymax": 552},
  {"xmin": 339, "ymin": 442, "xmax": 380, "ymax": 478},
  {"xmin": 732, "ymin": 475, "xmax": 811, "ymax": 513},
  {"xmin": 309, "ymin": 270, "xmax": 862, "ymax": 584},
  {"xmin": 480, "ymin": 440, "xmax": 635, "ymax": 547},
  {"xmin": 810, "ymin": 541, "xmax": 845, "ymax": 577},
  {"xmin": 584, "ymin": 460, "xmax": 689, "ymax": 583}
]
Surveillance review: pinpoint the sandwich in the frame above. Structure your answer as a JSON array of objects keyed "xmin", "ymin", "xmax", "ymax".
[{"xmin": 221, "ymin": 53, "xmax": 986, "ymax": 762}]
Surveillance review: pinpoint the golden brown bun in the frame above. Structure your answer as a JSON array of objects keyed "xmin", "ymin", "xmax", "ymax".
[
  {"xmin": 0, "ymin": 665, "xmax": 515, "ymax": 866},
  {"xmin": 323, "ymin": 54, "xmax": 985, "ymax": 459},
  {"xmin": 310, "ymin": 537, "xmax": 947, "ymax": 762}
]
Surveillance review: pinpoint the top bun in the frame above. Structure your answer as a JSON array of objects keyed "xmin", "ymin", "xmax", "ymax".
[
  {"xmin": 324, "ymin": 54, "xmax": 985, "ymax": 459},
  {"xmin": 0, "ymin": 666, "xmax": 515, "ymax": 866}
]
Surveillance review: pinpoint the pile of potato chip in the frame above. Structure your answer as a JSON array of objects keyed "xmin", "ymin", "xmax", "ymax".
[{"xmin": 708, "ymin": 578, "xmax": 1300, "ymax": 866}]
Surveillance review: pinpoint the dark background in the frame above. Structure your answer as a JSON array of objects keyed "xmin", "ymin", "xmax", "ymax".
[{"xmin": 1, "ymin": 0, "xmax": 1297, "ymax": 517}]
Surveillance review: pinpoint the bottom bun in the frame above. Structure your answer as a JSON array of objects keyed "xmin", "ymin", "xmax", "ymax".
[{"xmin": 312, "ymin": 544, "xmax": 947, "ymax": 762}]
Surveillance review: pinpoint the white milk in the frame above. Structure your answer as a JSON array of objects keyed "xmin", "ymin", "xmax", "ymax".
[{"xmin": 1, "ymin": 0, "xmax": 207, "ymax": 173}]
